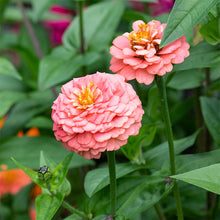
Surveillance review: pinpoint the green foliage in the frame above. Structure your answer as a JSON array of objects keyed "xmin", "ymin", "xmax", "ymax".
[
  {"xmin": 160, "ymin": 0, "xmax": 219, "ymax": 47},
  {"xmin": 200, "ymin": 97, "xmax": 220, "ymax": 146},
  {"xmin": 0, "ymin": 58, "xmax": 22, "ymax": 80},
  {"xmin": 84, "ymin": 163, "xmax": 148, "ymax": 198},
  {"xmin": 36, "ymin": 193, "xmax": 63, "ymax": 220},
  {"xmin": 63, "ymin": 0, "xmax": 125, "ymax": 51},
  {"xmin": 200, "ymin": 16, "xmax": 220, "ymax": 45},
  {"xmin": 172, "ymin": 164, "xmax": 220, "ymax": 195}
]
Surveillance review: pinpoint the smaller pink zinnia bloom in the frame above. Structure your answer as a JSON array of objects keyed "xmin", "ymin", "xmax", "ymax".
[
  {"xmin": 149, "ymin": 0, "xmax": 175, "ymax": 16},
  {"xmin": 0, "ymin": 168, "xmax": 32, "ymax": 197},
  {"xmin": 51, "ymin": 72, "xmax": 144, "ymax": 160},
  {"xmin": 110, "ymin": 20, "xmax": 190, "ymax": 85}
]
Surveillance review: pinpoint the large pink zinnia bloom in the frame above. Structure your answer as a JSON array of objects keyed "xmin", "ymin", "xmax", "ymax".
[
  {"xmin": 51, "ymin": 72, "xmax": 144, "ymax": 160},
  {"xmin": 110, "ymin": 20, "xmax": 190, "ymax": 85}
]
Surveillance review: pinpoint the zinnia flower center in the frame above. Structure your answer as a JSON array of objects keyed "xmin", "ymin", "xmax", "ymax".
[
  {"xmin": 78, "ymin": 82, "xmax": 94, "ymax": 106},
  {"xmin": 74, "ymin": 81, "xmax": 101, "ymax": 110},
  {"xmin": 129, "ymin": 21, "xmax": 161, "ymax": 54}
]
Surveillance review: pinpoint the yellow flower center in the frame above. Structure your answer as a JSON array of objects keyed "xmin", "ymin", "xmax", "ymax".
[
  {"xmin": 129, "ymin": 21, "xmax": 161, "ymax": 53},
  {"xmin": 74, "ymin": 81, "xmax": 101, "ymax": 110},
  {"xmin": 78, "ymin": 82, "xmax": 95, "ymax": 106}
]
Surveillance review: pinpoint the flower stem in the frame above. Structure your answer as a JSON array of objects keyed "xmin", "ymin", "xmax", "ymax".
[
  {"xmin": 107, "ymin": 151, "xmax": 117, "ymax": 217},
  {"xmin": 62, "ymin": 200, "xmax": 91, "ymax": 219},
  {"xmin": 78, "ymin": 0, "xmax": 86, "ymax": 76},
  {"xmin": 154, "ymin": 203, "xmax": 166, "ymax": 220},
  {"xmin": 155, "ymin": 75, "xmax": 183, "ymax": 220}
]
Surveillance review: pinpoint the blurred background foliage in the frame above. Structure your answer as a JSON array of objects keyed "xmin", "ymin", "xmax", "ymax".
[{"xmin": 0, "ymin": 0, "xmax": 220, "ymax": 219}]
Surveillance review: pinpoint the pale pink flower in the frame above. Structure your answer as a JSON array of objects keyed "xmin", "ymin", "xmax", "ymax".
[
  {"xmin": 51, "ymin": 72, "xmax": 144, "ymax": 160},
  {"xmin": 110, "ymin": 20, "xmax": 190, "ymax": 85}
]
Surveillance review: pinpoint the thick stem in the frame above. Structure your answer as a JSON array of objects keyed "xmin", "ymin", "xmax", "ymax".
[
  {"xmin": 16, "ymin": 0, "xmax": 43, "ymax": 59},
  {"xmin": 154, "ymin": 203, "xmax": 166, "ymax": 220},
  {"xmin": 78, "ymin": 1, "xmax": 86, "ymax": 76},
  {"xmin": 107, "ymin": 151, "xmax": 117, "ymax": 218},
  {"xmin": 62, "ymin": 200, "xmax": 91, "ymax": 219},
  {"xmin": 16, "ymin": 0, "xmax": 58, "ymax": 98},
  {"xmin": 155, "ymin": 75, "xmax": 184, "ymax": 220}
]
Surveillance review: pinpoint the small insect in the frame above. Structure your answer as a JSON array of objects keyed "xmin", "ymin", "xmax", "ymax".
[{"xmin": 38, "ymin": 166, "xmax": 52, "ymax": 181}]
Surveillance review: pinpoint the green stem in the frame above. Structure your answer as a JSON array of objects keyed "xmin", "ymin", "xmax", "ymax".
[
  {"xmin": 155, "ymin": 75, "xmax": 184, "ymax": 220},
  {"xmin": 78, "ymin": 0, "xmax": 86, "ymax": 76},
  {"xmin": 62, "ymin": 200, "xmax": 91, "ymax": 219},
  {"xmin": 107, "ymin": 151, "xmax": 117, "ymax": 218},
  {"xmin": 154, "ymin": 203, "xmax": 166, "ymax": 220}
]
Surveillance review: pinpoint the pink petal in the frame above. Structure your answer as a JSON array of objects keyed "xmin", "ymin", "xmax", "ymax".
[
  {"xmin": 110, "ymin": 46, "xmax": 124, "ymax": 59},
  {"xmin": 145, "ymin": 56, "xmax": 161, "ymax": 63},
  {"xmin": 136, "ymin": 69, "xmax": 154, "ymax": 85},
  {"xmin": 132, "ymin": 20, "xmax": 145, "ymax": 33},
  {"xmin": 123, "ymin": 48, "xmax": 136, "ymax": 56},
  {"xmin": 159, "ymin": 38, "xmax": 182, "ymax": 55},
  {"xmin": 118, "ymin": 65, "xmax": 136, "ymax": 80},
  {"xmin": 110, "ymin": 57, "xmax": 126, "ymax": 72},
  {"xmin": 146, "ymin": 61, "xmax": 164, "ymax": 75},
  {"xmin": 171, "ymin": 48, "xmax": 186, "ymax": 64},
  {"xmin": 113, "ymin": 35, "xmax": 130, "ymax": 49},
  {"xmin": 123, "ymin": 57, "xmax": 142, "ymax": 66}
]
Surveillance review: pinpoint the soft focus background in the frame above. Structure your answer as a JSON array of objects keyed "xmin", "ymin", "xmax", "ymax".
[{"xmin": 0, "ymin": 0, "xmax": 220, "ymax": 219}]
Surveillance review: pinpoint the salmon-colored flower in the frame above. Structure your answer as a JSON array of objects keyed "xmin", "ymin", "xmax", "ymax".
[
  {"xmin": 52, "ymin": 72, "xmax": 144, "ymax": 160},
  {"xmin": 110, "ymin": 20, "xmax": 190, "ymax": 85},
  {"xmin": 0, "ymin": 167, "xmax": 32, "ymax": 197}
]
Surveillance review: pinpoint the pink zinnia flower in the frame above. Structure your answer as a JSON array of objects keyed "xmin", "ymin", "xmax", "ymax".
[
  {"xmin": 44, "ymin": 5, "xmax": 73, "ymax": 46},
  {"xmin": 51, "ymin": 72, "xmax": 144, "ymax": 160},
  {"xmin": 149, "ymin": 0, "xmax": 175, "ymax": 16},
  {"xmin": 110, "ymin": 20, "xmax": 190, "ymax": 85}
]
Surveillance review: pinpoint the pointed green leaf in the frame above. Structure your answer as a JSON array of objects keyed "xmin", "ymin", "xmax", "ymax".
[
  {"xmin": 63, "ymin": 0, "xmax": 124, "ymax": 51},
  {"xmin": 0, "ymin": 58, "xmax": 22, "ymax": 80},
  {"xmin": 0, "ymin": 91, "xmax": 27, "ymax": 117},
  {"xmin": 117, "ymin": 176, "xmax": 173, "ymax": 217},
  {"xmin": 36, "ymin": 193, "xmax": 63, "ymax": 220},
  {"xmin": 144, "ymin": 130, "xmax": 200, "ymax": 167},
  {"xmin": 173, "ymin": 41, "xmax": 220, "ymax": 71},
  {"xmin": 49, "ymin": 152, "xmax": 73, "ymax": 191},
  {"xmin": 0, "ymin": 136, "xmax": 93, "ymax": 170},
  {"xmin": 84, "ymin": 163, "xmax": 148, "ymax": 198},
  {"xmin": 11, "ymin": 157, "xmax": 48, "ymax": 189},
  {"xmin": 172, "ymin": 164, "xmax": 220, "ymax": 194},
  {"xmin": 200, "ymin": 16, "xmax": 220, "ymax": 45},
  {"xmin": 160, "ymin": 0, "xmax": 218, "ymax": 47},
  {"xmin": 200, "ymin": 97, "xmax": 220, "ymax": 146}
]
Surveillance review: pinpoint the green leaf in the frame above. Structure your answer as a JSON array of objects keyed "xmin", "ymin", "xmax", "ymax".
[
  {"xmin": 0, "ymin": 58, "xmax": 22, "ymax": 80},
  {"xmin": 200, "ymin": 16, "xmax": 220, "ymax": 45},
  {"xmin": 84, "ymin": 163, "xmax": 148, "ymax": 198},
  {"xmin": 36, "ymin": 193, "xmax": 63, "ymax": 220},
  {"xmin": 0, "ymin": 0, "xmax": 9, "ymax": 26},
  {"xmin": 40, "ymin": 151, "xmax": 72, "ymax": 195},
  {"xmin": 173, "ymin": 41, "xmax": 220, "ymax": 71},
  {"xmin": 0, "ymin": 74, "xmax": 26, "ymax": 91},
  {"xmin": 38, "ymin": 46, "xmax": 100, "ymax": 90},
  {"xmin": 168, "ymin": 69, "xmax": 205, "ymax": 90},
  {"xmin": 63, "ymin": 0, "xmax": 124, "ymax": 51},
  {"xmin": 0, "ymin": 136, "xmax": 93, "ymax": 170},
  {"xmin": 175, "ymin": 149, "xmax": 220, "ymax": 173},
  {"xmin": 116, "ymin": 176, "xmax": 173, "ymax": 218},
  {"xmin": 49, "ymin": 152, "xmax": 73, "ymax": 191},
  {"xmin": 172, "ymin": 164, "xmax": 220, "ymax": 195},
  {"xmin": 0, "ymin": 98, "xmax": 50, "ymax": 141},
  {"xmin": 121, "ymin": 124, "xmax": 157, "ymax": 164},
  {"xmin": 160, "ymin": 0, "xmax": 218, "ymax": 47},
  {"xmin": 144, "ymin": 131, "xmax": 200, "ymax": 168},
  {"xmin": 11, "ymin": 157, "xmax": 48, "ymax": 189},
  {"xmin": 31, "ymin": 0, "xmax": 59, "ymax": 22},
  {"xmin": 200, "ymin": 97, "xmax": 220, "ymax": 146},
  {"xmin": 0, "ymin": 91, "xmax": 27, "ymax": 117},
  {"xmin": 25, "ymin": 116, "xmax": 53, "ymax": 129}
]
